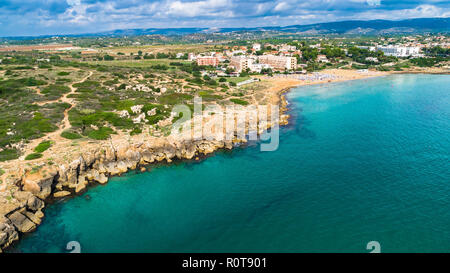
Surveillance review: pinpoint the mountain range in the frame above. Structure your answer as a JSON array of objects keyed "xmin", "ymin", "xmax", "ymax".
[
  {"xmin": 2, "ymin": 18, "xmax": 449, "ymax": 39},
  {"xmin": 93, "ymin": 18, "xmax": 449, "ymax": 36}
]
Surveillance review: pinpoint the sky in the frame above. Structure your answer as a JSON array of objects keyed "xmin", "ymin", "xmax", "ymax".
[{"xmin": 0, "ymin": 0, "xmax": 449, "ymax": 37}]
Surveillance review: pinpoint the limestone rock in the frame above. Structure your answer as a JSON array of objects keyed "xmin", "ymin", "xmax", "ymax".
[
  {"xmin": 24, "ymin": 211, "xmax": 42, "ymax": 225},
  {"xmin": 26, "ymin": 196, "xmax": 44, "ymax": 212},
  {"xmin": 54, "ymin": 191, "xmax": 71, "ymax": 198},
  {"xmin": 0, "ymin": 217, "xmax": 19, "ymax": 250},
  {"xmin": 22, "ymin": 172, "xmax": 57, "ymax": 200},
  {"xmin": 7, "ymin": 211, "xmax": 36, "ymax": 233}
]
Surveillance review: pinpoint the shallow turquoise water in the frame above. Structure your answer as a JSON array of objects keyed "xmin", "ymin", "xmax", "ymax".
[{"xmin": 14, "ymin": 74, "xmax": 450, "ymax": 253}]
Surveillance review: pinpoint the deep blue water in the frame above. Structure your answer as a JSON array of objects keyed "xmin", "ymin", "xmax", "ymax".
[{"xmin": 14, "ymin": 74, "xmax": 450, "ymax": 253}]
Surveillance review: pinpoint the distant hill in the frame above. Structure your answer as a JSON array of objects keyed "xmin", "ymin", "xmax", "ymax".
[
  {"xmin": 272, "ymin": 18, "xmax": 450, "ymax": 34},
  {"xmin": 1, "ymin": 18, "xmax": 448, "ymax": 39},
  {"xmin": 90, "ymin": 18, "xmax": 449, "ymax": 36}
]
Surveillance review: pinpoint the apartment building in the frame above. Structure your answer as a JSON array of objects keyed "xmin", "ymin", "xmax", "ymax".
[
  {"xmin": 230, "ymin": 56, "xmax": 250, "ymax": 72},
  {"xmin": 196, "ymin": 56, "xmax": 220, "ymax": 66},
  {"xmin": 258, "ymin": 54, "xmax": 297, "ymax": 71},
  {"xmin": 252, "ymin": 43, "xmax": 262, "ymax": 51},
  {"xmin": 376, "ymin": 45, "xmax": 421, "ymax": 57},
  {"xmin": 278, "ymin": 44, "xmax": 297, "ymax": 52},
  {"xmin": 188, "ymin": 53, "xmax": 197, "ymax": 61},
  {"xmin": 230, "ymin": 56, "xmax": 271, "ymax": 73}
]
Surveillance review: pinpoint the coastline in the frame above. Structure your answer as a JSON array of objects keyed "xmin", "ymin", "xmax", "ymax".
[{"xmin": 0, "ymin": 68, "xmax": 443, "ymax": 252}]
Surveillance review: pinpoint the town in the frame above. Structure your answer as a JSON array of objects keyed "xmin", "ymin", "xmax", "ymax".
[{"xmin": 2, "ymin": 34, "xmax": 449, "ymax": 78}]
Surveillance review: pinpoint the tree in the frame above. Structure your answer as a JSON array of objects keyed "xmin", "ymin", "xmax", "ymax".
[
  {"xmin": 301, "ymin": 47, "xmax": 319, "ymax": 62},
  {"xmin": 320, "ymin": 46, "xmax": 345, "ymax": 60},
  {"xmin": 103, "ymin": 55, "xmax": 114, "ymax": 61},
  {"xmin": 225, "ymin": 67, "xmax": 235, "ymax": 74}
]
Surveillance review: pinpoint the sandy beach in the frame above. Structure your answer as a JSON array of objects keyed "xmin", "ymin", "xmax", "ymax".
[{"xmin": 255, "ymin": 69, "xmax": 391, "ymax": 106}]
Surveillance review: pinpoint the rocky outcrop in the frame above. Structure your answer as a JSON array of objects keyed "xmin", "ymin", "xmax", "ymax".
[
  {"xmin": 0, "ymin": 90, "xmax": 292, "ymax": 252},
  {"xmin": 0, "ymin": 137, "xmax": 238, "ymax": 251},
  {"xmin": 7, "ymin": 211, "xmax": 37, "ymax": 233},
  {"xmin": 0, "ymin": 217, "xmax": 19, "ymax": 253}
]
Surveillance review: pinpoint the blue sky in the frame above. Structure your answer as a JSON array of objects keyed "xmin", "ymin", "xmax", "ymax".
[{"xmin": 0, "ymin": 0, "xmax": 449, "ymax": 36}]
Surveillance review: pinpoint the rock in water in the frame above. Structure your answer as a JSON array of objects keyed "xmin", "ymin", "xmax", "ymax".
[{"xmin": 54, "ymin": 191, "xmax": 71, "ymax": 198}]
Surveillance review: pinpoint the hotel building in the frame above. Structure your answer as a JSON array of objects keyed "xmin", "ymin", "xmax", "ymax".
[
  {"xmin": 258, "ymin": 55, "xmax": 297, "ymax": 71},
  {"xmin": 196, "ymin": 56, "xmax": 220, "ymax": 66}
]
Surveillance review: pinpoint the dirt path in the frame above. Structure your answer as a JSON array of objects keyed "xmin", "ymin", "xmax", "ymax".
[
  {"xmin": 19, "ymin": 71, "xmax": 93, "ymax": 159},
  {"xmin": 59, "ymin": 71, "xmax": 93, "ymax": 131}
]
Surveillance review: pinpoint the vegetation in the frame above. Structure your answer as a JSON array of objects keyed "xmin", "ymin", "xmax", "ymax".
[
  {"xmin": 0, "ymin": 149, "xmax": 19, "ymax": 162},
  {"xmin": 0, "ymin": 34, "xmax": 447, "ymax": 164},
  {"xmin": 87, "ymin": 127, "xmax": 115, "ymax": 140},
  {"xmin": 41, "ymin": 84, "xmax": 71, "ymax": 100},
  {"xmin": 230, "ymin": 98, "xmax": 249, "ymax": 105},
  {"xmin": 61, "ymin": 130, "xmax": 83, "ymax": 139},
  {"xmin": 34, "ymin": 140, "xmax": 52, "ymax": 153},
  {"xmin": 410, "ymin": 57, "xmax": 447, "ymax": 67},
  {"xmin": 25, "ymin": 153, "xmax": 43, "ymax": 160}
]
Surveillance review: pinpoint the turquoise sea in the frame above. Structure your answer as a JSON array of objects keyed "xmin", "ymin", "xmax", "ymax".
[{"xmin": 13, "ymin": 74, "xmax": 450, "ymax": 253}]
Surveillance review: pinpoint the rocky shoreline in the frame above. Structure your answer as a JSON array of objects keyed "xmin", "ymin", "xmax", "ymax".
[
  {"xmin": 0, "ymin": 87, "xmax": 293, "ymax": 252},
  {"xmin": 0, "ymin": 68, "xmax": 406, "ymax": 252},
  {"xmin": 0, "ymin": 137, "xmax": 239, "ymax": 252}
]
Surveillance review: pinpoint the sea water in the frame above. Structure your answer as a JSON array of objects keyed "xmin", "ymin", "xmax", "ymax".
[{"xmin": 14, "ymin": 74, "xmax": 450, "ymax": 253}]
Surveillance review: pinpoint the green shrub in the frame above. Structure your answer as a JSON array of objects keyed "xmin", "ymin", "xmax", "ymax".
[
  {"xmin": 151, "ymin": 64, "xmax": 169, "ymax": 70},
  {"xmin": 87, "ymin": 127, "xmax": 115, "ymax": 140},
  {"xmin": 41, "ymin": 84, "xmax": 71, "ymax": 99},
  {"xmin": 104, "ymin": 55, "xmax": 114, "ymax": 61},
  {"xmin": 199, "ymin": 91, "xmax": 222, "ymax": 101},
  {"xmin": 61, "ymin": 130, "xmax": 82, "ymax": 139},
  {"xmin": 57, "ymin": 71, "xmax": 71, "ymax": 76},
  {"xmin": 130, "ymin": 127, "xmax": 142, "ymax": 136},
  {"xmin": 159, "ymin": 93, "xmax": 193, "ymax": 105},
  {"xmin": 230, "ymin": 98, "xmax": 249, "ymax": 105},
  {"xmin": 25, "ymin": 153, "xmax": 43, "ymax": 161},
  {"xmin": 34, "ymin": 140, "xmax": 52, "ymax": 153}
]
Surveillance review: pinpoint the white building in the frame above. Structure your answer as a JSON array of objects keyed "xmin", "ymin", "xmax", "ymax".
[
  {"xmin": 252, "ymin": 43, "xmax": 262, "ymax": 51},
  {"xmin": 317, "ymin": 55, "xmax": 329, "ymax": 63},
  {"xmin": 258, "ymin": 55, "xmax": 297, "ymax": 71},
  {"xmin": 230, "ymin": 56, "xmax": 272, "ymax": 73},
  {"xmin": 249, "ymin": 62, "xmax": 271, "ymax": 73},
  {"xmin": 376, "ymin": 45, "xmax": 421, "ymax": 57},
  {"xmin": 230, "ymin": 56, "xmax": 250, "ymax": 72},
  {"xmin": 279, "ymin": 44, "xmax": 297, "ymax": 52},
  {"xmin": 231, "ymin": 50, "xmax": 246, "ymax": 56},
  {"xmin": 357, "ymin": 46, "xmax": 376, "ymax": 52},
  {"xmin": 188, "ymin": 53, "xmax": 197, "ymax": 61}
]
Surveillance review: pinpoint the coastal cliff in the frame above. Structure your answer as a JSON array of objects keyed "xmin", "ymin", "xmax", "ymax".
[
  {"xmin": 0, "ymin": 135, "xmax": 241, "ymax": 251},
  {"xmin": 0, "ymin": 69, "xmax": 392, "ymax": 252},
  {"xmin": 0, "ymin": 93, "xmax": 292, "ymax": 252}
]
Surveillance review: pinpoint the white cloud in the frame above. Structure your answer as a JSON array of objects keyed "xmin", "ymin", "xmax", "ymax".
[
  {"xmin": 66, "ymin": 0, "xmax": 81, "ymax": 6},
  {"xmin": 274, "ymin": 2, "xmax": 290, "ymax": 12},
  {"xmin": 348, "ymin": 0, "xmax": 380, "ymax": 7},
  {"xmin": 357, "ymin": 4, "xmax": 450, "ymax": 20},
  {"xmin": 366, "ymin": 0, "xmax": 381, "ymax": 7},
  {"xmin": 0, "ymin": 0, "xmax": 449, "ymax": 36},
  {"xmin": 166, "ymin": 0, "xmax": 232, "ymax": 17}
]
